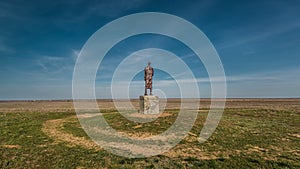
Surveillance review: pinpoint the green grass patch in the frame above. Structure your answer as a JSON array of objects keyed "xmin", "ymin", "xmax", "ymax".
[{"xmin": 1, "ymin": 108, "xmax": 300, "ymax": 168}]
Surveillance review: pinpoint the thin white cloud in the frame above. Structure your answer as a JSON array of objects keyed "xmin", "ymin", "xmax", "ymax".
[
  {"xmin": 15, "ymin": 51, "xmax": 77, "ymax": 84},
  {"xmin": 216, "ymin": 2, "xmax": 300, "ymax": 51},
  {"xmin": 97, "ymin": 67, "xmax": 300, "ymax": 98},
  {"xmin": 36, "ymin": 55, "xmax": 71, "ymax": 72},
  {"xmin": 218, "ymin": 22, "xmax": 300, "ymax": 50},
  {"xmin": 71, "ymin": 49, "xmax": 80, "ymax": 60}
]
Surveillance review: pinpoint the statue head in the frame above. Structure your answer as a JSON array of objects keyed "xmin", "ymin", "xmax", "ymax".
[{"xmin": 148, "ymin": 61, "xmax": 151, "ymax": 66}]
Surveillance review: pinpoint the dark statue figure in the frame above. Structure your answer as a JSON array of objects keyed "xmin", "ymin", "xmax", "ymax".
[{"xmin": 144, "ymin": 61, "xmax": 154, "ymax": 95}]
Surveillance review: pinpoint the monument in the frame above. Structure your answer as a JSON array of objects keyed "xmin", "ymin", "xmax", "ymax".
[{"xmin": 139, "ymin": 61, "xmax": 159, "ymax": 114}]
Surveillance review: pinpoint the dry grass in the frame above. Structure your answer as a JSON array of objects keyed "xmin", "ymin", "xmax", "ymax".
[{"xmin": 1, "ymin": 98, "xmax": 300, "ymax": 168}]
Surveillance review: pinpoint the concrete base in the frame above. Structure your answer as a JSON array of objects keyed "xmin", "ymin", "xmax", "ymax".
[{"xmin": 139, "ymin": 95, "xmax": 159, "ymax": 114}]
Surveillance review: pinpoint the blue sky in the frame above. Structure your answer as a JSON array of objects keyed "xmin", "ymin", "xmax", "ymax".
[{"xmin": 0, "ymin": 0, "xmax": 299, "ymax": 99}]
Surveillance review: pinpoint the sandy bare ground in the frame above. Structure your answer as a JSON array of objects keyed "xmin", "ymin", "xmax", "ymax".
[{"xmin": 1, "ymin": 98, "xmax": 300, "ymax": 113}]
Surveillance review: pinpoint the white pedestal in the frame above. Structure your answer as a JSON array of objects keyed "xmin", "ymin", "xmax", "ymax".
[{"xmin": 139, "ymin": 95, "xmax": 159, "ymax": 114}]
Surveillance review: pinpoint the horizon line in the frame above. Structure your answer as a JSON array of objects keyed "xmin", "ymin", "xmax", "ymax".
[{"xmin": 0, "ymin": 97, "xmax": 300, "ymax": 102}]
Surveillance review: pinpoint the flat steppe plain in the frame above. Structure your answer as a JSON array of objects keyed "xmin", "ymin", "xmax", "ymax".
[
  {"xmin": 1, "ymin": 98, "xmax": 300, "ymax": 168},
  {"xmin": 1, "ymin": 98, "xmax": 299, "ymax": 112}
]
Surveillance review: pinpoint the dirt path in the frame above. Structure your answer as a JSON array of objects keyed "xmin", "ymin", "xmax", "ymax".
[
  {"xmin": 41, "ymin": 115, "xmax": 219, "ymax": 159},
  {"xmin": 42, "ymin": 115, "xmax": 299, "ymax": 160},
  {"xmin": 42, "ymin": 116, "xmax": 101, "ymax": 150},
  {"xmin": 42, "ymin": 115, "xmax": 179, "ymax": 157}
]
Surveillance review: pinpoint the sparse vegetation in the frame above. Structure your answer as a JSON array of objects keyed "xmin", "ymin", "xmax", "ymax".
[{"xmin": 1, "ymin": 99, "xmax": 300, "ymax": 168}]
